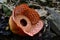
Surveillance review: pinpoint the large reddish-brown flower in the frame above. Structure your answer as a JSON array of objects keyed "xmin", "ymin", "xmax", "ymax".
[{"xmin": 9, "ymin": 4, "xmax": 44, "ymax": 36}]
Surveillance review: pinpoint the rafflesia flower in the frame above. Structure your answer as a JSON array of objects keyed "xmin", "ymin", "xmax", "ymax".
[{"xmin": 9, "ymin": 4, "xmax": 44, "ymax": 36}]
